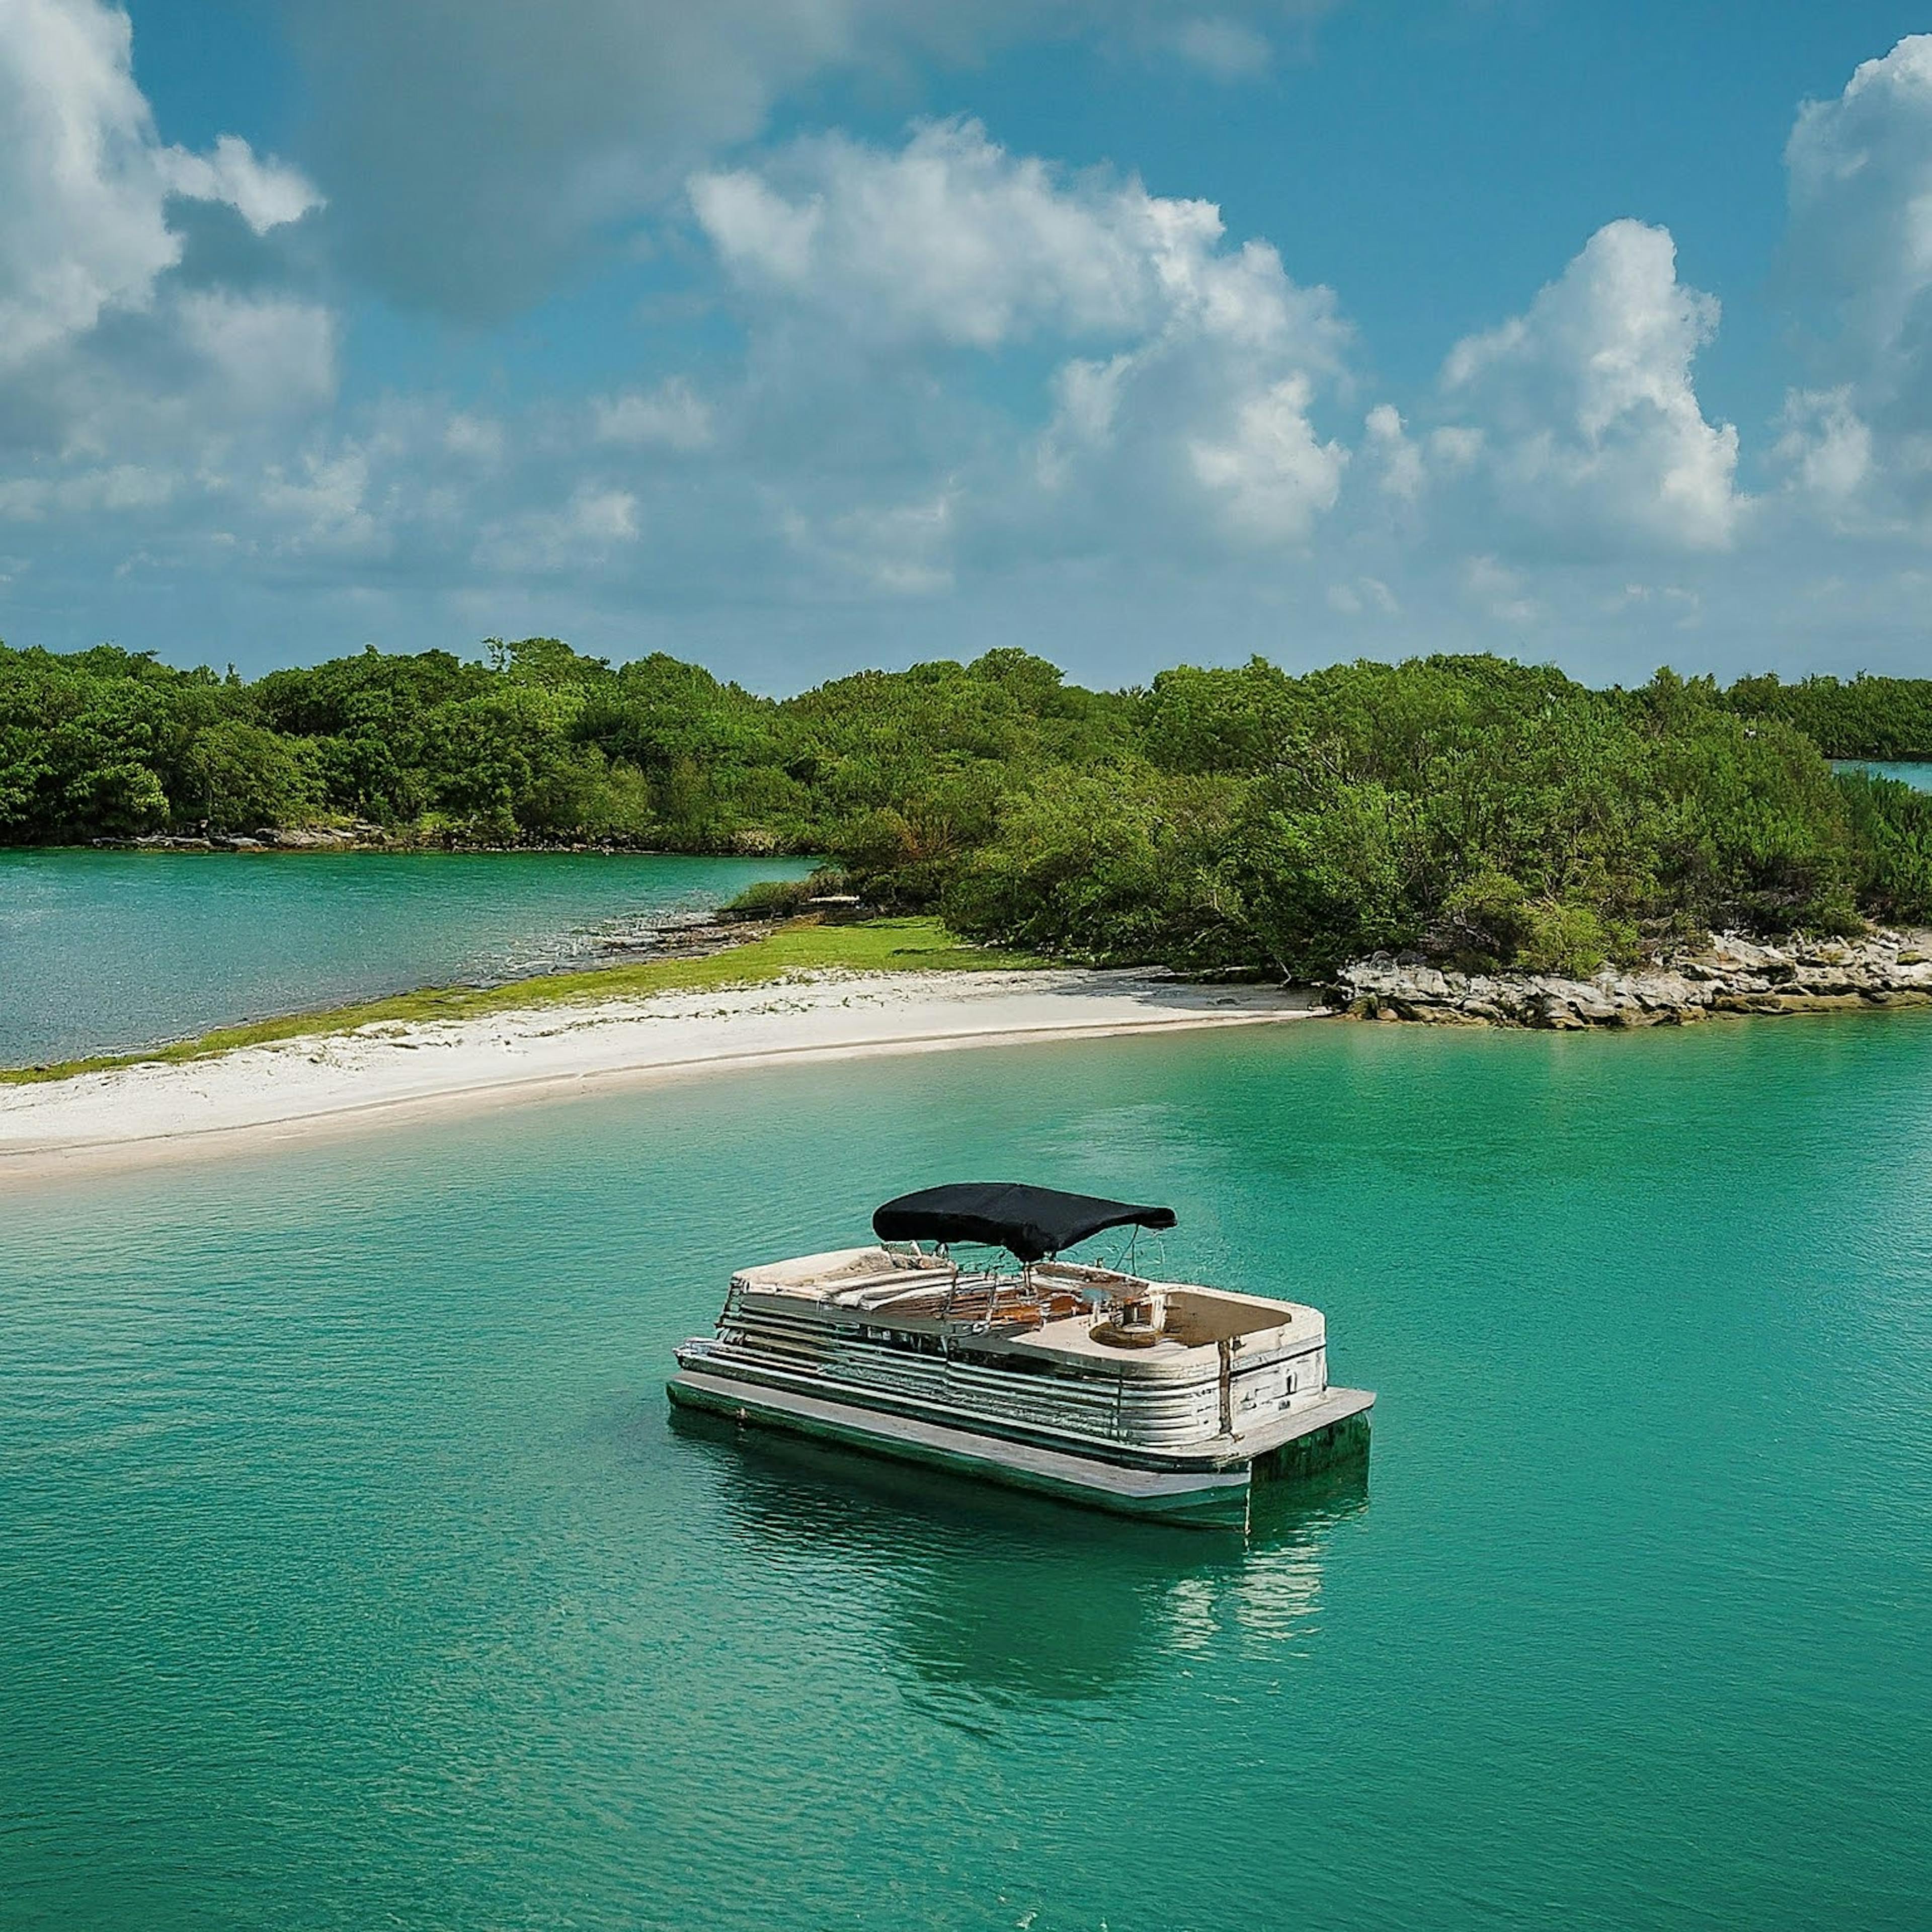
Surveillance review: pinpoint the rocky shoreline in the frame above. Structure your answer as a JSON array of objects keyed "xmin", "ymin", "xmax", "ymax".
[
  {"xmin": 1331, "ymin": 928, "xmax": 1932, "ymax": 1028},
  {"xmin": 95, "ymin": 824, "xmax": 396, "ymax": 853},
  {"xmin": 86, "ymin": 826, "xmax": 799, "ymax": 856}
]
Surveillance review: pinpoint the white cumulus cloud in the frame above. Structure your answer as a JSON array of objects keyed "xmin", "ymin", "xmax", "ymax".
[
  {"xmin": 1188, "ymin": 374, "xmax": 1346, "ymax": 540},
  {"xmin": 19, "ymin": 2, "xmax": 1932, "ymax": 688},
  {"xmin": 1433, "ymin": 219, "xmax": 1744, "ymax": 554},
  {"xmin": 159, "ymin": 133, "xmax": 322, "ymax": 236},
  {"xmin": 691, "ymin": 119, "xmax": 1351, "ymax": 572},
  {"xmin": 695, "ymin": 120, "xmax": 1211, "ymax": 348},
  {"xmin": 0, "ymin": 0, "xmax": 320, "ymax": 372},
  {"xmin": 1778, "ymin": 36, "xmax": 1932, "ymax": 529},
  {"xmin": 692, "ymin": 119, "xmax": 1334, "ymax": 356}
]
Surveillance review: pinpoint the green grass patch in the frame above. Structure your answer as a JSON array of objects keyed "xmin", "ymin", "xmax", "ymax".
[{"xmin": 1, "ymin": 917, "xmax": 1042, "ymax": 1085}]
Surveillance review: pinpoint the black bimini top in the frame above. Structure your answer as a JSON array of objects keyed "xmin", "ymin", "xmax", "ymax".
[{"xmin": 872, "ymin": 1183, "xmax": 1176, "ymax": 1265}]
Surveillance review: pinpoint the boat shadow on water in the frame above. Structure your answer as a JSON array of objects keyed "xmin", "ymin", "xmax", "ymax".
[{"xmin": 667, "ymin": 1403, "xmax": 1369, "ymax": 1713}]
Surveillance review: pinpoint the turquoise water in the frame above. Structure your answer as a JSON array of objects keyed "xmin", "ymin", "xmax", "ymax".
[
  {"xmin": 5, "ymin": 1015, "xmax": 1929, "ymax": 1929},
  {"xmin": 1833, "ymin": 758, "xmax": 1932, "ymax": 791},
  {"xmin": 0, "ymin": 850, "xmax": 813, "ymax": 1066}
]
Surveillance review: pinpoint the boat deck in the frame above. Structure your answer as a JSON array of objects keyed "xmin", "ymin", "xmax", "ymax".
[{"xmin": 730, "ymin": 1245, "xmax": 1319, "ymax": 1373}]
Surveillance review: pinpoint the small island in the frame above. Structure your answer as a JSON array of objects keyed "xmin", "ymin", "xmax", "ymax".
[
  {"xmin": 7, "ymin": 635, "xmax": 1932, "ymax": 971},
  {"xmin": 7, "ymin": 638, "xmax": 1932, "ymax": 1174}
]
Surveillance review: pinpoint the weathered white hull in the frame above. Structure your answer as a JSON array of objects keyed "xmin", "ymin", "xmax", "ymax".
[{"xmin": 668, "ymin": 1355, "xmax": 1374, "ymax": 1528}]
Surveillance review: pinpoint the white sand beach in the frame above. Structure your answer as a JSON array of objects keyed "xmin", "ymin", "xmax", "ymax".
[{"xmin": 0, "ymin": 969, "xmax": 1322, "ymax": 1185}]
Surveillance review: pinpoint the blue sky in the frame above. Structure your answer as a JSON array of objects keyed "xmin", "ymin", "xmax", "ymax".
[{"xmin": 4, "ymin": 1, "xmax": 1932, "ymax": 690}]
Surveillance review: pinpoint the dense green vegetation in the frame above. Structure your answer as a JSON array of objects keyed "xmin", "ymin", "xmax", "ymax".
[
  {"xmin": 1722, "ymin": 672, "xmax": 1932, "ymax": 761},
  {"xmin": 6, "ymin": 636, "xmax": 1932, "ymax": 979}
]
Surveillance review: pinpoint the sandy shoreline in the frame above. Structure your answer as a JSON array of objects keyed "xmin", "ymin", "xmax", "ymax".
[{"xmin": 0, "ymin": 970, "xmax": 1323, "ymax": 1186}]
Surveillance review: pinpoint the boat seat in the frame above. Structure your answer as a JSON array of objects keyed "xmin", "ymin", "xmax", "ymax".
[{"xmin": 831, "ymin": 1271, "xmax": 956, "ymax": 1309}]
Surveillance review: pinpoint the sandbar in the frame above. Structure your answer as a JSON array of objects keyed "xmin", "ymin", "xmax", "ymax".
[{"xmin": 0, "ymin": 969, "xmax": 1323, "ymax": 1186}]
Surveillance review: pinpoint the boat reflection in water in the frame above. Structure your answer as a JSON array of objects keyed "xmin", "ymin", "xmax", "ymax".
[{"xmin": 668, "ymin": 1401, "xmax": 1367, "ymax": 1711}]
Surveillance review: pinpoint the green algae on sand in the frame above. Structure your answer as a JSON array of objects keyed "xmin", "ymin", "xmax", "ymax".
[{"xmin": 0, "ymin": 917, "xmax": 1040, "ymax": 1085}]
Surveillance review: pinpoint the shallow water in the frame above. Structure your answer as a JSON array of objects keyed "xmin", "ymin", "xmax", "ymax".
[
  {"xmin": 1833, "ymin": 757, "xmax": 1932, "ymax": 791},
  {"xmin": 5, "ymin": 1014, "xmax": 1929, "ymax": 1929},
  {"xmin": 0, "ymin": 849, "xmax": 813, "ymax": 1065}
]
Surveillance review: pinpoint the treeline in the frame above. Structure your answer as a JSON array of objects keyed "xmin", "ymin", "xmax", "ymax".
[
  {"xmin": 1723, "ymin": 672, "xmax": 1932, "ymax": 761},
  {"xmin": 5, "ymin": 636, "xmax": 1932, "ymax": 978}
]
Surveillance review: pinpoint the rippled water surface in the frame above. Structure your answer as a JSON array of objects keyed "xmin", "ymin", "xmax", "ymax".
[
  {"xmin": 5, "ymin": 1016, "xmax": 1931, "ymax": 1929},
  {"xmin": 0, "ymin": 849, "xmax": 813, "ymax": 1065}
]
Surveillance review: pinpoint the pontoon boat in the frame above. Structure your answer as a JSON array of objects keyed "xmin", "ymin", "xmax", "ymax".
[{"xmin": 667, "ymin": 1182, "xmax": 1374, "ymax": 1528}]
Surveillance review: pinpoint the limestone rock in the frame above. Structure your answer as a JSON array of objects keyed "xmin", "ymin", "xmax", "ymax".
[{"xmin": 1331, "ymin": 924, "xmax": 1932, "ymax": 1031}]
